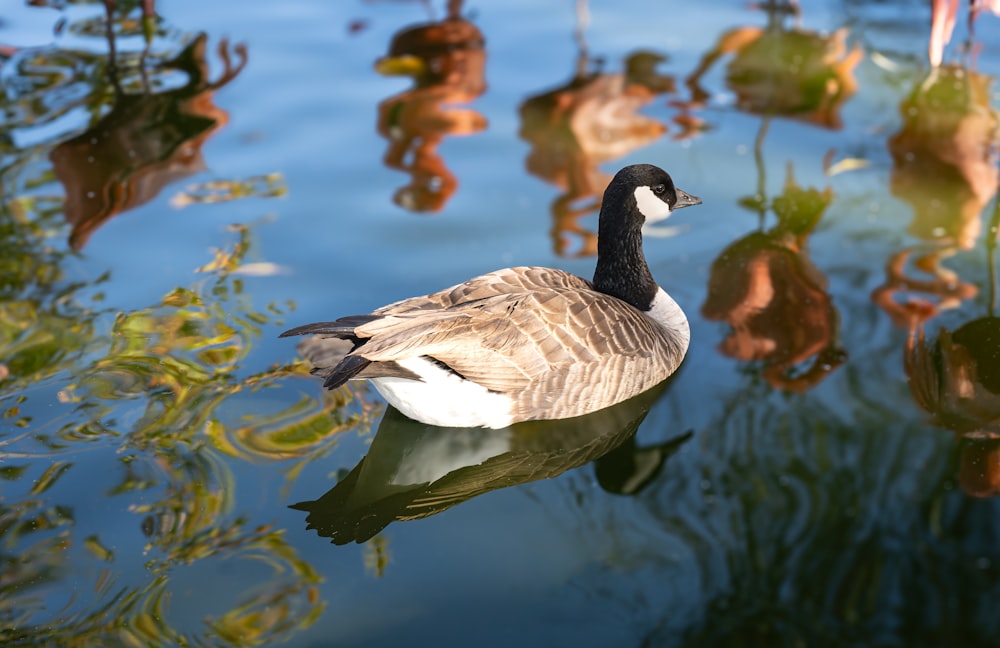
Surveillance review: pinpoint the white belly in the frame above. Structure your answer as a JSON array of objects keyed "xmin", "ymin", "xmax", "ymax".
[{"xmin": 370, "ymin": 357, "xmax": 515, "ymax": 429}]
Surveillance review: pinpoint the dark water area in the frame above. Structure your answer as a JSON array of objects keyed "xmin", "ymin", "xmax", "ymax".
[{"xmin": 2, "ymin": 0, "xmax": 1000, "ymax": 646}]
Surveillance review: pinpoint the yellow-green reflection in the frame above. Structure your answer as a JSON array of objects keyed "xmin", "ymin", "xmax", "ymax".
[
  {"xmin": 684, "ymin": 5, "xmax": 861, "ymax": 129},
  {"xmin": 0, "ymin": 5, "xmax": 373, "ymax": 640},
  {"xmin": 3, "ymin": 1, "xmax": 1000, "ymax": 645},
  {"xmin": 0, "ymin": 220, "xmax": 376, "ymax": 644},
  {"xmin": 293, "ymin": 379, "xmax": 688, "ymax": 546}
]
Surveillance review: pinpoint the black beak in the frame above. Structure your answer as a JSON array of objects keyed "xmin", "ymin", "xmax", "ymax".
[{"xmin": 673, "ymin": 188, "xmax": 702, "ymax": 210}]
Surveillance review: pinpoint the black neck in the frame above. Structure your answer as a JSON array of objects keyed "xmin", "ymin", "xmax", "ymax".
[{"xmin": 592, "ymin": 196, "xmax": 658, "ymax": 311}]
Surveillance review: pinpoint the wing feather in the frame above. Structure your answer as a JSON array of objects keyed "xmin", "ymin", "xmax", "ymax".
[
  {"xmin": 352, "ymin": 271, "xmax": 684, "ymax": 402},
  {"xmin": 290, "ymin": 266, "xmax": 686, "ymax": 420}
]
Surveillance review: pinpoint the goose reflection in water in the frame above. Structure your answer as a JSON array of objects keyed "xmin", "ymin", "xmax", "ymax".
[
  {"xmin": 49, "ymin": 33, "xmax": 246, "ymax": 250},
  {"xmin": 291, "ymin": 380, "xmax": 690, "ymax": 545},
  {"xmin": 702, "ymin": 165, "xmax": 846, "ymax": 391},
  {"xmin": 519, "ymin": 40, "xmax": 674, "ymax": 257},
  {"xmin": 375, "ymin": 0, "xmax": 486, "ymax": 213},
  {"xmin": 872, "ymin": 65, "xmax": 998, "ymax": 327}
]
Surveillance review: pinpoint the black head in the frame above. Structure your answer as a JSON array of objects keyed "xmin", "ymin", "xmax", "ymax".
[
  {"xmin": 604, "ymin": 164, "xmax": 702, "ymax": 225},
  {"xmin": 593, "ymin": 164, "xmax": 700, "ymax": 311}
]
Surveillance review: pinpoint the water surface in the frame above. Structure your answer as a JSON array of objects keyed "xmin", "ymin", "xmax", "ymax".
[{"xmin": 3, "ymin": 0, "xmax": 1000, "ymax": 646}]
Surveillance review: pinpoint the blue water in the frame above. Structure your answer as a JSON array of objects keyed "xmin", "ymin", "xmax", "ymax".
[{"xmin": 3, "ymin": 0, "xmax": 1000, "ymax": 646}]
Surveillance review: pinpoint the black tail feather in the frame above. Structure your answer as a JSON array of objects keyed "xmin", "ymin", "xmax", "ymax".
[
  {"xmin": 279, "ymin": 315, "xmax": 380, "ymax": 338},
  {"xmin": 322, "ymin": 355, "xmax": 372, "ymax": 390}
]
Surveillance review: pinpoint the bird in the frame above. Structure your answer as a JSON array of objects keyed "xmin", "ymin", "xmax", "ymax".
[{"xmin": 280, "ymin": 163, "xmax": 701, "ymax": 428}]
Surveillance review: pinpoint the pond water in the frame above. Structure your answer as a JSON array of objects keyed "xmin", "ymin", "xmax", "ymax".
[{"xmin": 3, "ymin": 0, "xmax": 1000, "ymax": 645}]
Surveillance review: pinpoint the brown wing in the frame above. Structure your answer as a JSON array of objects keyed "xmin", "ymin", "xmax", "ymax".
[
  {"xmin": 374, "ymin": 266, "xmax": 595, "ymax": 314},
  {"xmin": 352, "ymin": 269, "xmax": 685, "ymax": 417}
]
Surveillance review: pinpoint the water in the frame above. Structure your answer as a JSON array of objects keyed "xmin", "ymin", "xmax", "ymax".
[{"xmin": 2, "ymin": 0, "xmax": 1000, "ymax": 645}]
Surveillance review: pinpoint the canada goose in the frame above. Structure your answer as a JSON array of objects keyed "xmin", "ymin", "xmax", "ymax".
[{"xmin": 280, "ymin": 163, "xmax": 700, "ymax": 428}]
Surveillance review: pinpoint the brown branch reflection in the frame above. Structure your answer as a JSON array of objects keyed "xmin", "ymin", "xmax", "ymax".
[
  {"xmin": 50, "ymin": 32, "xmax": 247, "ymax": 250},
  {"xmin": 702, "ymin": 163, "xmax": 846, "ymax": 392},
  {"xmin": 375, "ymin": 1, "xmax": 486, "ymax": 213},
  {"xmin": 872, "ymin": 65, "xmax": 999, "ymax": 327},
  {"xmin": 292, "ymin": 379, "xmax": 689, "ymax": 545}
]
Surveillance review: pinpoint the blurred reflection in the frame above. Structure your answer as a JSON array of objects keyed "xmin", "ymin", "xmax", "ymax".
[
  {"xmin": 957, "ymin": 437, "xmax": 1000, "ymax": 497},
  {"xmin": 702, "ymin": 164, "xmax": 846, "ymax": 392},
  {"xmin": 519, "ymin": 49, "xmax": 673, "ymax": 257},
  {"xmin": 0, "ymin": 5, "xmax": 249, "ymax": 391},
  {"xmin": 0, "ymin": 222, "xmax": 335, "ymax": 643},
  {"xmin": 929, "ymin": 0, "xmax": 1000, "ymax": 66},
  {"xmin": 908, "ymin": 318, "xmax": 1000, "ymax": 441},
  {"xmin": 909, "ymin": 317, "xmax": 1000, "ymax": 497},
  {"xmin": 292, "ymin": 380, "xmax": 688, "ymax": 545},
  {"xmin": 690, "ymin": 7, "xmax": 855, "ymax": 394},
  {"xmin": 683, "ymin": 3, "xmax": 861, "ymax": 130},
  {"xmin": 375, "ymin": 1, "xmax": 486, "ymax": 213},
  {"xmin": 518, "ymin": 1, "xmax": 672, "ymax": 257},
  {"xmin": 873, "ymin": 65, "xmax": 998, "ymax": 327},
  {"xmin": 907, "ymin": 199, "xmax": 1000, "ymax": 496},
  {"xmin": 50, "ymin": 33, "xmax": 247, "ymax": 250}
]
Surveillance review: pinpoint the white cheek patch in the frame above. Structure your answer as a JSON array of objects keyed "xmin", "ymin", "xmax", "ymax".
[{"xmin": 634, "ymin": 186, "xmax": 672, "ymax": 222}]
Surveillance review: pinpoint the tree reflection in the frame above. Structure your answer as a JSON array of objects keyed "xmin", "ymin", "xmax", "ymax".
[
  {"xmin": 519, "ymin": 0, "xmax": 673, "ymax": 257},
  {"xmin": 906, "ymin": 193, "xmax": 1000, "ymax": 497},
  {"xmin": 0, "ymin": 222, "xmax": 375, "ymax": 644},
  {"xmin": 872, "ymin": 65, "xmax": 998, "ymax": 327},
  {"xmin": 2, "ymin": 2, "xmax": 246, "ymax": 251},
  {"xmin": 0, "ymin": 4, "xmax": 370, "ymax": 642},
  {"xmin": 375, "ymin": 0, "xmax": 487, "ymax": 213},
  {"xmin": 702, "ymin": 160, "xmax": 846, "ymax": 391},
  {"xmin": 5, "ymin": 1, "xmax": 1000, "ymax": 645},
  {"xmin": 50, "ymin": 33, "xmax": 247, "ymax": 250},
  {"xmin": 683, "ymin": 2, "xmax": 861, "ymax": 130}
]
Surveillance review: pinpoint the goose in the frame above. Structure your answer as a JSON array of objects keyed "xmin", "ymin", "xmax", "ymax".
[{"xmin": 280, "ymin": 163, "xmax": 700, "ymax": 428}]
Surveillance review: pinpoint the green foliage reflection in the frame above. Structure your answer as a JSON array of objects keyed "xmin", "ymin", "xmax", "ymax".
[
  {"xmin": 0, "ymin": 220, "xmax": 373, "ymax": 645},
  {"xmin": 0, "ymin": 221, "xmax": 376, "ymax": 645},
  {"xmin": 0, "ymin": 4, "xmax": 380, "ymax": 640}
]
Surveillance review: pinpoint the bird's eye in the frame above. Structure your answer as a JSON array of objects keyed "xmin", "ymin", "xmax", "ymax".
[{"xmin": 653, "ymin": 184, "xmax": 666, "ymax": 195}]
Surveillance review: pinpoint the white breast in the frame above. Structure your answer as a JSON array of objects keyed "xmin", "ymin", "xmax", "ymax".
[
  {"xmin": 647, "ymin": 287, "xmax": 690, "ymax": 350},
  {"xmin": 370, "ymin": 356, "xmax": 516, "ymax": 429}
]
